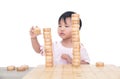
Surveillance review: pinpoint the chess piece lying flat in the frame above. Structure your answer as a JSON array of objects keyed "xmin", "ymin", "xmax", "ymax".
[
  {"xmin": 16, "ymin": 65, "xmax": 29, "ymax": 71},
  {"xmin": 16, "ymin": 66, "xmax": 26, "ymax": 71},
  {"xmin": 96, "ymin": 62, "xmax": 104, "ymax": 67},
  {"xmin": 7, "ymin": 65, "xmax": 15, "ymax": 71}
]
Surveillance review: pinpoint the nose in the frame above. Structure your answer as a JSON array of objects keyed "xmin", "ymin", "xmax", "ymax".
[{"xmin": 60, "ymin": 26, "xmax": 65, "ymax": 30}]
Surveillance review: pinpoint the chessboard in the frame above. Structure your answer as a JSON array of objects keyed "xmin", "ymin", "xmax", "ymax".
[{"xmin": 22, "ymin": 64, "xmax": 120, "ymax": 79}]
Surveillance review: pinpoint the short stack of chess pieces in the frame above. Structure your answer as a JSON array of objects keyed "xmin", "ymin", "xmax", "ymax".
[
  {"xmin": 71, "ymin": 14, "xmax": 81, "ymax": 67},
  {"xmin": 7, "ymin": 65, "xmax": 29, "ymax": 71},
  {"xmin": 43, "ymin": 28, "xmax": 53, "ymax": 67}
]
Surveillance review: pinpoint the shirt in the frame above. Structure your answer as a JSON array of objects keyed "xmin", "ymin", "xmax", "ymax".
[{"xmin": 40, "ymin": 41, "xmax": 90, "ymax": 65}]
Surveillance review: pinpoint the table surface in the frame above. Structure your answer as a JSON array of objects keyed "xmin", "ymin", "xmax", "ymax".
[
  {"xmin": 22, "ymin": 64, "xmax": 120, "ymax": 79},
  {"xmin": 0, "ymin": 67, "xmax": 33, "ymax": 79}
]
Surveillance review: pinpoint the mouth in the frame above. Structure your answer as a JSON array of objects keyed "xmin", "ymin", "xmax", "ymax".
[{"xmin": 60, "ymin": 33, "xmax": 65, "ymax": 36}]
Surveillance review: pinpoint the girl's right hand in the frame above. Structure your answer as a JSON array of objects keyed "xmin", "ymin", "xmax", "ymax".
[{"xmin": 29, "ymin": 26, "xmax": 40, "ymax": 39}]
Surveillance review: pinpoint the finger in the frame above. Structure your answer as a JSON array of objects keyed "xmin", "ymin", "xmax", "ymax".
[
  {"xmin": 30, "ymin": 28, "xmax": 33, "ymax": 33},
  {"xmin": 31, "ymin": 26, "xmax": 35, "ymax": 30},
  {"xmin": 61, "ymin": 54, "xmax": 67, "ymax": 59}
]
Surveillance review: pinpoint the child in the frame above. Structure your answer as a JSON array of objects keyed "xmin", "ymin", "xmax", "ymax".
[{"xmin": 30, "ymin": 11, "xmax": 90, "ymax": 64}]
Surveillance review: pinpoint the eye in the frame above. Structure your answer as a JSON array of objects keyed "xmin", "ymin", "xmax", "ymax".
[
  {"xmin": 58, "ymin": 26, "xmax": 61, "ymax": 27},
  {"xmin": 65, "ymin": 26, "xmax": 69, "ymax": 27}
]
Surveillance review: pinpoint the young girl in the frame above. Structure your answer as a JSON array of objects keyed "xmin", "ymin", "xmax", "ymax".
[{"xmin": 30, "ymin": 11, "xmax": 90, "ymax": 65}]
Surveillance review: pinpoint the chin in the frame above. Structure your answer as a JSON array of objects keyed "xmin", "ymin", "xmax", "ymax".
[
  {"xmin": 60, "ymin": 37, "xmax": 66, "ymax": 40},
  {"xmin": 59, "ymin": 35, "xmax": 65, "ymax": 38}
]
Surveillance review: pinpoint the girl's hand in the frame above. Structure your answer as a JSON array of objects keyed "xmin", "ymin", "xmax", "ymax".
[
  {"xmin": 61, "ymin": 54, "xmax": 72, "ymax": 64},
  {"xmin": 30, "ymin": 26, "xmax": 40, "ymax": 39},
  {"xmin": 81, "ymin": 60, "xmax": 89, "ymax": 64}
]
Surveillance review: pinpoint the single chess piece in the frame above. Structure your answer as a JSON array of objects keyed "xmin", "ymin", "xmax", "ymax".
[
  {"xmin": 16, "ymin": 66, "xmax": 26, "ymax": 71},
  {"xmin": 46, "ymin": 63, "xmax": 53, "ymax": 67},
  {"xmin": 71, "ymin": 14, "xmax": 80, "ymax": 24},
  {"xmin": 96, "ymin": 62, "xmax": 104, "ymax": 67},
  {"xmin": 43, "ymin": 28, "xmax": 51, "ymax": 32},
  {"xmin": 34, "ymin": 26, "xmax": 41, "ymax": 35},
  {"xmin": 21, "ymin": 65, "xmax": 29, "ymax": 70},
  {"xmin": 72, "ymin": 59, "xmax": 80, "ymax": 67},
  {"xmin": 7, "ymin": 65, "xmax": 15, "ymax": 71}
]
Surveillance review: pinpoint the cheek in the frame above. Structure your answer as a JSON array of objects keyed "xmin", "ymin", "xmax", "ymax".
[
  {"xmin": 57, "ymin": 29, "xmax": 60, "ymax": 34},
  {"xmin": 69, "ymin": 30, "xmax": 72, "ymax": 36},
  {"xmin": 66, "ymin": 30, "xmax": 72, "ymax": 36},
  {"xmin": 67, "ymin": 28, "xmax": 72, "ymax": 33},
  {"xmin": 69, "ymin": 31, "xmax": 72, "ymax": 35}
]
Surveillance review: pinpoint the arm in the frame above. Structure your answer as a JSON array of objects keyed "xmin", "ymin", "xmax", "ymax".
[
  {"xmin": 31, "ymin": 37, "xmax": 41, "ymax": 53},
  {"xmin": 80, "ymin": 44, "xmax": 90, "ymax": 64},
  {"xmin": 30, "ymin": 26, "xmax": 41, "ymax": 53},
  {"xmin": 61, "ymin": 54, "xmax": 89, "ymax": 64}
]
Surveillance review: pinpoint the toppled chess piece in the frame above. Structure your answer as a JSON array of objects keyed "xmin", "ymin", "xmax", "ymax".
[
  {"xmin": 7, "ymin": 65, "xmax": 15, "ymax": 71},
  {"xmin": 96, "ymin": 62, "xmax": 104, "ymax": 67},
  {"xmin": 16, "ymin": 65, "xmax": 29, "ymax": 71}
]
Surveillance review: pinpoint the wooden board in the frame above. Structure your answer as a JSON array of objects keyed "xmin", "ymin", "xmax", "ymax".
[{"xmin": 22, "ymin": 64, "xmax": 120, "ymax": 79}]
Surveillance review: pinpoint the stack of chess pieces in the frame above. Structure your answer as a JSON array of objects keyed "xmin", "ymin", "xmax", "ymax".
[
  {"xmin": 71, "ymin": 14, "xmax": 81, "ymax": 67},
  {"xmin": 43, "ymin": 28, "xmax": 53, "ymax": 67}
]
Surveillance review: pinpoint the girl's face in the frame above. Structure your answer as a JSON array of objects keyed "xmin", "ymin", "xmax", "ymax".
[{"xmin": 58, "ymin": 17, "xmax": 72, "ymax": 40}]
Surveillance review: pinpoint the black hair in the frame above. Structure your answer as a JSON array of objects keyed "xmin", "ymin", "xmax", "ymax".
[{"xmin": 58, "ymin": 11, "xmax": 82, "ymax": 30}]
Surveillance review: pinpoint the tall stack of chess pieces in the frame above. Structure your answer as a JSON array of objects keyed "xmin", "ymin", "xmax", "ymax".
[
  {"xmin": 71, "ymin": 14, "xmax": 81, "ymax": 67},
  {"xmin": 43, "ymin": 28, "xmax": 53, "ymax": 67}
]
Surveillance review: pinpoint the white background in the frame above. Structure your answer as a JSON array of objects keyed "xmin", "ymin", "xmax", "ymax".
[{"xmin": 0, "ymin": 0, "xmax": 120, "ymax": 67}]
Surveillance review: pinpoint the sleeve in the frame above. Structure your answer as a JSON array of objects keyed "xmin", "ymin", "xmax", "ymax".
[
  {"xmin": 80, "ymin": 45, "xmax": 90, "ymax": 63},
  {"xmin": 40, "ymin": 45, "xmax": 45, "ymax": 56},
  {"xmin": 40, "ymin": 41, "xmax": 55, "ymax": 56}
]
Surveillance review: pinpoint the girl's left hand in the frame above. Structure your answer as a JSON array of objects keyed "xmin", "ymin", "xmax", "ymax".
[{"xmin": 61, "ymin": 54, "xmax": 72, "ymax": 64}]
